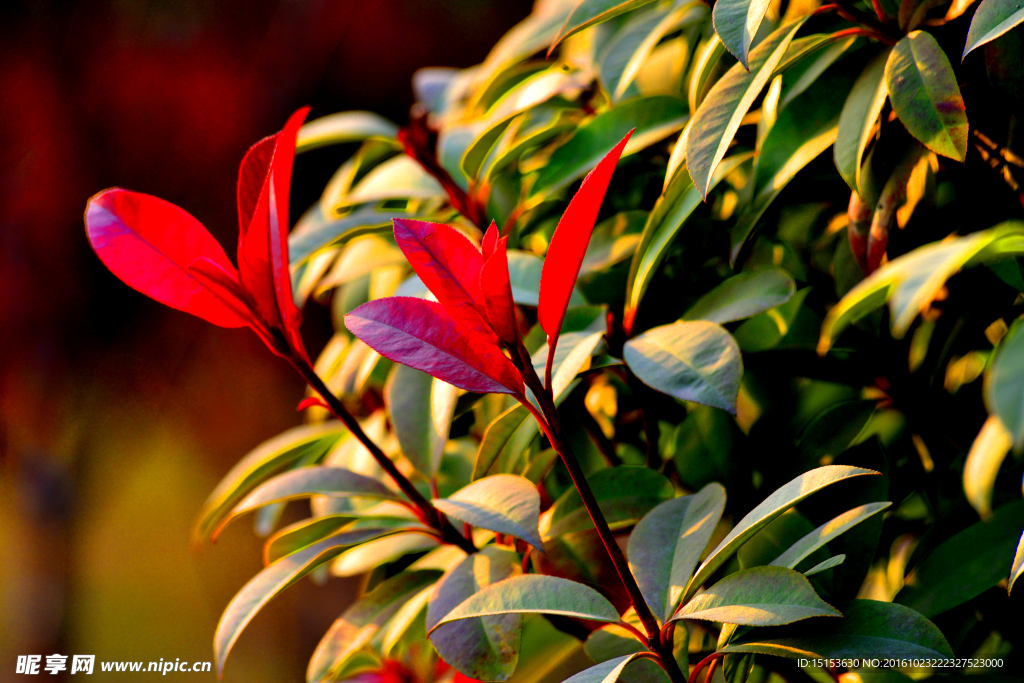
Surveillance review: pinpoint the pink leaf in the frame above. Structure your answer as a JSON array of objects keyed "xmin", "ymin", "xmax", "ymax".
[
  {"xmin": 480, "ymin": 237, "xmax": 519, "ymax": 345},
  {"xmin": 538, "ymin": 131, "xmax": 632, "ymax": 346},
  {"xmin": 85, "ymin": 188, "xmax": 256, "ymax": 328},
  {"xmin": 392, "ymin": 218, "xmax": 498, "ymax": 343},
  {"xmin": 345, "ymin": 297, "xmax": 524, "ymax": 395},
  {"xmin": 237, "ymin": 107, "xmax": 310, "ymax": 357}
]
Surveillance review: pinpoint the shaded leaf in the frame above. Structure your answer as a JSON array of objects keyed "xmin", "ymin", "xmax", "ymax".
[
  {"xmin": 885, "ymin": 32, "xmax": 968, "ymax": 161},
  {"xmin": 673, "ymin": 566, "xmax": 841, "ymax": 625},
  {"xmin": 713, "ymin": 0, "xmax": 773, "ymax": 68},
  {"xmin": 628, "ymin": 484, "xmax": 727, "ymax": 622},
  {"xmin": 563, "ymin": 655, "xmax": 648, "ymax": 683},
  {"xmin": 684, "ymin": 466, "xmax": 879, "ymax": 602},
  {"xmin": 263, "ymin": 515, "xmax": 354, "ymax": 565},
  {"xmin": 686, "ymin": 20, "xmax": 804, "ymax": 198},
  {"xmin": 307, "ymin": 570, "xmax": 442, "ymax": 683},
  {"xmin": 963, "ymin": 0, "xmax": 1024, "ymax": 58},
  {"xmin": 386, "ymin": 364, "xmax": 459, "ymax": 477},
  {"xmin": 720, "ymin": 599, "xmax": 953, "ymax": 659},
  {"xmin": 532, "ymin": 330, "xmax": 607, "ymax": 400},
  {"xmin": 433, "ymin": 575, "xmax": 620, "ymax": 627},
  {"xmin": 296, "ymin": 111, "xmax": 399, "ymax": 153},
  {"xmin": 434, "ymin": 474, "xmax": 543, "ymax": 549},
  {"xmin": 682, "ymin": 270, "xmax": 795, "ymax": 324},
  {"xmin": 770, "ymin": 502, "xmax": 891, "ymax": 569},
  {"xmin": 804, "ymin": 555, "xmax": 845, "ymax": 576},
  {"xmin": 474, "ymin": 404, "xmax": 532, "ymax": 480},
  {"xmin": 964, "ymin": 416, "xmax": 1013, "ymax": 519},
  {"xmin": 550, "ymin": 0, "xmax": 660, "ymax": 51},
  {"xmin": 427, "ymin": 546, "xmax": 523, "ymax": 681},
  {"xmin": 894, "ymin": 500, "xmax": 1024, "ymax": 617},
  {"xmin": 215, "ymin": 528, "xmax": 392, "ymax": 676},
  {"xmin": 835, "ymin": 49, "xmax": 890, "ymax": 194},
  {"xmin": 624, "ymin": 320, "xmax": 743, "ymax": 413},
  {"xmin": 818, "ymin": 222, "xmax": 1024, "ymax": 352},
  {"xmin": 346, "ymin": 297, "xmax": 524, "ymax": 395},
  {"xmin": 986, "ymin": 318, "xmax": 1024, "ymax": 451},
  {"xmin": 508, "ymin": 250, "xmax": 588, "ymax": 307},
  {"xmin": 544, "ymin": 466, "xmax": 675, "ymax": 538}
]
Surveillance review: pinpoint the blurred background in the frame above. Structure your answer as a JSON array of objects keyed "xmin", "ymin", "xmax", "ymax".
[{"xmin": 0, "ymin": 0, "xmax": 532, "ymax": 680}]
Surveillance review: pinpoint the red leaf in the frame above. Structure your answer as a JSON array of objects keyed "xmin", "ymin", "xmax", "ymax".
[
  {"xmin": 480, "ymin": 237, "xmax": 519, "ymax": 345},
  {"xmin": 481, "ymin": 220, "xmax": 499, "ymax": 259},
  {"xmin": 392, "ymin": 218, "xmax": 498, "ymax": 343},
  {"xmin": 85, "ymin": 188, "xmax": 256, "ymax": 328},
  {"xmin": 237, "ymin": 107, "xmax": 310, "ymax": 357},
  {"xmin": 538, "ymin": 131, "xmax": 632, "ymax": 344},
  {"xmin": 345, "ymin": 297, "xmax": 524, "ymax": 395}
]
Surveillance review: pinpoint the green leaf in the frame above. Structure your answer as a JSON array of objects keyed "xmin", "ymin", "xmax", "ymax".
[
  {"xmin": 835, "ymin": 49, "xmax": 890, "ymax": 194},
  {"xmin": 686, "ymin": 20, "xmax": 804, "ymax": 198},
  {"xmin": 386, "ymin": 364, "xmax": 458, "ymax": 477},
  {"xmin": 544, "ymin": 466, "xmax": 675, "ymax": 538},
  {"xmin": 508, "ymin": 250, "xmax": 588, "ymax": 307},
  {"xmin": 729, "ymin": 64, "xmax": 856, "ymax": 262},
  {"xmin": 195, "ymin": 422, "xmax": 348, "ymax": 542},
  {"xmin": 212, "ymin": 466, "xmax": 400, "ymax": 540},
  {"xmin": 343, "ymin": 155, "xmax": 445, "ymax": 205},
  {"xmin": 289, "ymin": 203, "xmax": 420, "ymax": 266},
  {"xmin": 894, "ymin": 500, "xmax": 1024, "ymax": 617},
  {"xmin": 1010, "ymin": 528, "xmax": 1024, "ymax": 594},
  {"xmin": 673, "ymin": 566, "xmax": 841, "ymax": 626},
  {"xmin": 530, "ymin": 95, "xmax": 687, "ymax": 201},
  {"xmin": 985, "ymin": 318, "xmax": 1024, "ymax": 451},
  {"xmin": 628, "ymin": 484, "xmax": 727, "ymax": 622},
  {"xmin": 434, "ymin": 474, "xmax": 543, "ymax": 550},
  {"xmin": 624, "ymin": 320, "xmax": 743, "ymax": 413},
  {"xmin": 296, "ymin": 111, "xmax": 399, "ymax": 153},
  {"xmin": 818, "ymin": 222, "xmax": 1024, "ymax": 353},
  {"xmin": 626, "ymin": 154, "xmax": 751, "ymax": 326},
  {"xmin": 532, "ymin": 330, "xmax": 607, "ymax": 399},
  {"xmin": 427, "ymin": 546, "xmax": 523, "ymax": 681},
  {"xmin": 795, "ymin": 400, "xmax": 877, "ymax": 469},
  {"xmin": 770, "ymin": 502, "xmax": 891, "ymax": 569},
  {"xmin": 585, "ymin": 622, "xmax": 647, "ymax": 662},
  {"xmin": 563, "ymin": 655, "xmax": 649, "ymax": 683},
  {"xmin": 885, "ymin": 31, "xmax": 968, "ymax": 161},
  {"xmin": 214, "ymin": 528, "xmax": 392, "ymax": 676},
  {"xmin": 307, "ymin": 570, "xmax": 442, "ymax": 683},
  {"xmin": 963, "ymin": 0, "xmax": 1024, "ymax": 58},
  {"xmin": 474, "ymin": 404, "xmax": 531, "ymax": 480},
  {"xmin": 712, "ymin": 0, "xmax": 773, "ymax": 68},
  {"xmin": 684, "ymin": 465, "xmax": 879, "ymax": 602},
  {"xmin": 682, "ymin": 269, "xmax": 796, "ymax": 324},
  {"xmin": 433, "ymin": 575, "xmax": 620, "ymax": 627},
  {"xmin": 720, "ymin": 599, "xmax": 954, "ymax": 659},
  {"xmin": 687, "ymin": 36, "xmax": 727, "ymax": 117},
  {"xmin": 263, "ymin": 515, "xmax": 354, "ymax": 565},
  {"xmin": 330, "ymin": 532, "xmax": 440, "ymax": 577},
  {"xmin": 803, "ymin": 555, "xmax": 845, "ymax": 576},
  {"xmin": 550, "ymin": 0, "xmax": 661, "ymax": 51},
  {"xmin": 963, "ymin": 416, "xmax": 1014, "ymax": 518}
]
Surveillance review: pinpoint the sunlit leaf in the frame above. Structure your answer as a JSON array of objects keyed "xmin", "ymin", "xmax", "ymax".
[
  {"xmin": 985, "ymin": 318, "xmax": 1024, "ymax": 451},
  {"xmin": 550, "ymin": 0, "xmax": 660, "ymax": 51},
  {"xmin": 434, "ymin": 474, "xmax": 543, "ymax": 549},
  {"xmin": 331, "ymin": 533, "xmax": 440, "ymax": 578},
  {"xmin": 1010, "ymin": 529, "xmax": 1024, "ymax": 594},
  {"xmin": 682, "ymin": 269, "xmax": 796, "ymax": 324},
  {"xmin": 835, "ymin": 49, "xmax": 890, "ymax": 194},
  {"xmin": 296, "ymin": 111, "xmax": 399, "ymax": 153},
  {"xmin": 562, "ymin": 654, "xmax": 649, "ymax": 683},
  {"xmin": 673, "ymin": 566, "xmax": 841, "ymax": 625},
  {"xmin": 964, "ymin": 416, "xmax": 1013, "ymax": 519},
  {"xmin": 963, "ymin": 0, "xmax": 1024, "ymax": 58},
  {"xmin": 770, "ymin": 502, "xmax": 891, "ymax": 569},
  {"xmin": 713, "ymin": 0, "xmax": 773, "ymax": 68},
  {"xmin": 433, "ymin": 575, "xmax": 620, "ymax": 626}
]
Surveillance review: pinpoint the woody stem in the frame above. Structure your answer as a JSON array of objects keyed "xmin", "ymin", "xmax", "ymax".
[{"xmin": 291, "ymin": 356, "xmax": 476, "ymax": 554}]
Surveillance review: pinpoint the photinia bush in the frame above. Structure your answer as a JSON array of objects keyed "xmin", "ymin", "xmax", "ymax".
[{"xmin": 85, "ymin": 0, "xmax": 1024, "ymax": 682}]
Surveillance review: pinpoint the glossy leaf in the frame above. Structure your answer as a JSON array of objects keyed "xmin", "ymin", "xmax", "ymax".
[
  {"xmin": 85, "ymin": 189, "xmax": 255, "ymax": 328},
  {"xmin": 885, "ymin": 32, "xmax": 968, "ymax": 161},
  {"xmin": 296, "ymin": 111, "xmax": 399, "ymax": 153},
  {"xmin": 894, "ymin": 500, "xmax": 1024, "ymax": 617},
  {"xmin": 213, "ymin": 466, "xmax": 400, "ymax": 540},
  {"xmin": 818, "ymin": 222, "xmax": 1024, "ymax": 353},
  {"xmin": 481, "ymin": 236, "xmax": 520, "ymax": 344},
  {"xmin": 550, "ymin": 0, "xmax": 660, "ymax": 51},
  {"xmin": 433, "ymin": 474, "xmax": 543, "ymax": 549},
  {"xmin": 427, "ymin": 546, "xmax": 523, "ymax": 681},
  {"xmin": 263, "ymin": 515, "xmax": 354, "ymax": 565},
  {"xmin": 628, "ymin": 484, "xmax": 727, "ymax": 622},
  {"xmin": 770, "ymin": 502, "xmax": 891, "ymax": 569},
  {"xmin": 563, "ymin": 655, "xmax": 647, "ymax": 683},
  {"xmin": 531, "ymin": 96, "xmax": 685, "ymax": 200},
  {"xmin": 307, "ymin": 570, "xmax": 442, "ymax": 683},
  {"xmin": 392, "ymin": 219, "xmax": 496, "ymax": 342},
  {"xmin": 684, "ymin": 466, "xmax": 879, "ymax": 602},
  {"xmin": 1010, "ymin": 529, "xmax": 1024, "ymax": 594},
  {"xmin": 344, "ymin": 156, "xmax": 445, "ymax": 204},
  {"xmin": 544, "ymin": 466, "xmax": 674, "ymax": 538},
  {"xmin": 345, "ymin": 297, "xmax": 524, "ymax": 395},
  {"xmin": 804, "ymin": 555, "xmax": 846, "ymax": 577},
  {"xmin": 963, "ymin": 0, "xmax": 1024, "ymax": 58},
  {"xmin": 474, "ymin": 404, "xmax": 531, "ymax": 480},
  {"xmin": 386, "ymin": 364, "xmax": 458, "ymax": 477},
  {"xmin": 835, "ymin": 50, "xmax": 890, "ymax": 194},
  {"xmin": 331, "ymin": 533, "xmax": 440, "ymax": 577},
  {"xmin": 682, "ymin": 269, "xmax": 795, "ymax": 324},
  {"xmin": 686, "ymin": 20, "xmax": 804, "ymax": 198},
  {"xmin": 713, "ymin": 0, "xmax": 773, "ymax": 68},
  {"xmin": 195, "ymin": 422, "xmax": 348, "ymax": 542},
  {"xmin": 532, "ymin": 330, "xmax": 607, "ymax": 400},
  {"xmin": 624, "ymin": 320, "xmax": 743, "ymax": 413},
  {"xmin": 289, "ymin": 204, "xmax": 419, "ymax": 266},
  {"xmin": 964, "ymin": 416, "xmax": 1013, "ymax": 519},
  {"xmin": 673, "ymin": 566, "xmax": 841, "ymax": 625},
  {"xmin": 985, "ymin": 318, "xmax": 1024, "ymax": 450},
  {"xmin": 433, "ymin": 575, "xmax": 620, "ymax": 626},
  {"xmin": 214, "ymin": 528, "xmax": 390, "ymax": 676},
  {"xmin": 538, "ymin": 131, "xmax": 631, "ymax": 353},
  {"xmin": 720, "ymin": 599, "xmax": 954, "ymax": 659}
]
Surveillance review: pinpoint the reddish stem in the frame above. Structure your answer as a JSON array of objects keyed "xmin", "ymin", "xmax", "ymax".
[{"xmin": 688, "ymin": 653, "xmax": 724, "ymax": 683}]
